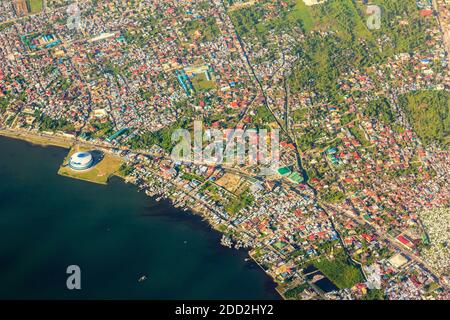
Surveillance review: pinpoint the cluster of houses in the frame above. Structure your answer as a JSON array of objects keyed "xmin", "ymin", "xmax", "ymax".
[{"xmin": 0, "ymin": 0, "xmax": 261, "ymax": 140}]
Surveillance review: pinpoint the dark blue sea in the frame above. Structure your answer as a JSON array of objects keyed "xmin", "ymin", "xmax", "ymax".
[{"xmin": 0, "ymin": 136, "xmax": 279, "ymax": 299}]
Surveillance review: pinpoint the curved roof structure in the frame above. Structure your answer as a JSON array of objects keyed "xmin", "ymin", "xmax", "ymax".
[{"xmin": 69, "ymin": 152, "xmax": 94, "ymax": 170}]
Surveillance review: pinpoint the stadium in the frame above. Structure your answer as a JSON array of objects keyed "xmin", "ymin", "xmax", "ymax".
[{"xmin": 68, "ymin": 152, "xmax": 94, "ymax": 171}]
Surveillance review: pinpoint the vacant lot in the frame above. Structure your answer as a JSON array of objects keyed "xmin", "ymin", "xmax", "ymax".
[
  {"xmin": 216, "ymin": 173, "xmax": 241, "ymax": 194},
  {"xmin": 29, "ymin": 0, "xmax": 44, "ymax": 14},
  {"xmin": 313, "ymin": 253, "xmax": 365, "ymax": 289}
]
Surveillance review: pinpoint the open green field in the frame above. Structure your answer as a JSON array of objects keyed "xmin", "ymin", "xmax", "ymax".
[
  {"xmin": 185, "ymin": 17, "xmax": 221, "ymax": 42},
  {"xmin": 288, "ymin": 0, "xmax": 314, "ymax": 32},
  {"xmin": 308, "ymin": 0, "xmax": 372, "ymax": 40},
  {"xmin": 58, "ymin": 146, "xmax": 123, "ymax": 185},
  {"xmin": 28, "ymin": 0, "xmax": 44, "ymax": 14},
  {"xmin": 283, "ymin": 282, "xmax": 310, "ymax": 299},
  {"xmin": 191, "ymin": 73, "xmax": 216, "ymax": 91},
  {"xmin": 313, "ymin": 253, "xmax": 364, "ymax": 289},
  {"xmin": 399, "ymin": 90, "xmax": 450, "ymax": 147},
  {"xmin": 224, "ymin": 189, "xmax": 254, "ymax": 215}
]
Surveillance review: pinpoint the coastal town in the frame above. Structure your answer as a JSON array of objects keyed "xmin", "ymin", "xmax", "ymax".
[{"xmin": 0, "ymin": 0, "xmax": 448, "ymax": 300}]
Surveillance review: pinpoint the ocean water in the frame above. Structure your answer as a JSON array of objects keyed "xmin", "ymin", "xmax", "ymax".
[{"xmin": 0, "ymin": 136, "xmax": 279, "ymax": 300}]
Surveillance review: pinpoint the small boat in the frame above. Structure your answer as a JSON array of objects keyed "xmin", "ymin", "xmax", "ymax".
[
  {"xmin": 138, "ymin": 275, "xmax": 147, "ymax": 283},
  {"xmin": 244, "ymin": 258, "xmax": 250, "ymax": 262}
]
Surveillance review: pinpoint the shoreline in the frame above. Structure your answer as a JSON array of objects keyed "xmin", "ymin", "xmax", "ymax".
[
  {"xmin": 0, "ymin": 136, "xmax": 279, "ymax": 299},
  {"xmin": 0, "ymin": 129, "xmax": 283, "ymax": 299},
  {"xmin": 0, "ymin": 128, "xmax": 73, "ymax": 149}
]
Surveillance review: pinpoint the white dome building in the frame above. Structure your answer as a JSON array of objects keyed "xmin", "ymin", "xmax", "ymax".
[{"xmin": 69, "ymin": 152, "xmax": 94, "ymax": 171}]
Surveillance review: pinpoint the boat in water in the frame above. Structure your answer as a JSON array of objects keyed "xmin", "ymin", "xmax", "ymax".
[{"xmin": 138, "ymin": 275, "xmax": 148, "ymax": 283}]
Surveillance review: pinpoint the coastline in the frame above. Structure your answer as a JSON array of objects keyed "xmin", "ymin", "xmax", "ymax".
[
  {"xmin": 148, "ymin": 179, "xmax": 283, "ymax": 299},
  {"xmin": 0, "ymin": 136, "xmax": 279, "ymax": 299},
  {"xmin": 0, "ymin": 129, "xmax": 282, "ymax": 299},
  {"xmin": 0, "ymin": 128, "xmax": 73, "ymax": 149}
]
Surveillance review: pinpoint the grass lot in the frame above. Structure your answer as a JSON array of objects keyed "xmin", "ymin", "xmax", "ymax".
[
  {"xmin": 310, "ymin": 0, "xmax": 372, "ymax": 41},
  {"xmin": 28, "ymin": 0, "xmax": 44, "ymax": 14},
  {"xmin": 399, "ymin": 90, "xmax": 450, "ymax": 147},
  {"xmin": 288, "ymin": 0, "xmax": 314, "ymax": 32},
  {"xmin": 186, "ymin": 17, "xmax": 221, "ymax": 42},
  {"xmin": 58, "ymin": 146, "xmax": 123, "ymax": 185},
  {"xmin": 224, "ymin": 189, "xmax": 254, "ymax": 215},
  {"xmin": 283, "ymin": 282, "xmax": 310, "ymax": 300},
  {"xmin": 313, "ymin": 253, "xmax": 365, "ymax": 289},
  {"xmin": 181, "ymin": 172, "xmax": 205, "ymax": 182},
  {"xmin": 191, "ymin": 73, "xmax": 216, "ymax": 91},
  {"xmin": 349, "ymin": 124, "xmax": 371, "ymax": 147},
  {"xmin": 287, "ymin": 0, "xmax": 371, "ymax": 38}
]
